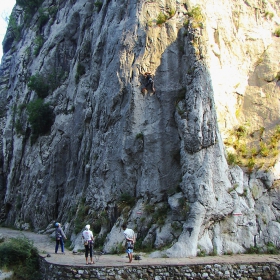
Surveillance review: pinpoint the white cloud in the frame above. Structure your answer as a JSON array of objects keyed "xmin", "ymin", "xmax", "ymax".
[{"xmin": 0, "ymin": 1, "xmax": 16, "ymax": 61}]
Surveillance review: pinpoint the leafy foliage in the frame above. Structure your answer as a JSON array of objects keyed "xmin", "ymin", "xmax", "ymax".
[
  {"xmin": 175, "ymin": 88, "xmax": 186, "ymax": 105},
  {"xmin": 75, "ymin": 63, "xmax": 86, "ymax": 84},
  {"xmin": 26, "ymin": 99, "xmax": 54, "ymax": 140},
  {"xmin": 94, "ymin": 235, "xmax": 106, "ymax": 250},
  {"xmin": 16, "ymin": 0, "xmax": 44, "ymax": 17},
  {"xmin": 187, "ymin": 5, "xmax": 204, "ymax": 28},
  {"xmin": 0, "ymin": 236, "xmax": 41, "ymax": 280},
  {"xmin": 136, "ymin": 132, "xmax": 144, "ymax": 140},
  {"xmin": 245, "ymin": 245, "xmax": 261, "ymax": 254},
  {"xmin": 8, "ymin": 15, "xmax": 22, "ymax": 42},
  {"xmin": 187, "ymin": 6, "xmax": 204, "ymax": 21},
  {"xmin": 33, "ymin": 35, "xmax": 44, "ymax": 56},
  {"xmin": 94, "ymin": 1, "xmax": 103, "ymax": 12},
  {"xmin": 74, "ymin": 200, "xmax": 90, "ymax": 234},
  {"xmin": 28, "ymin": 73, "xmax": 50, "ymax": 98},
  {"xmin": 118, "ymin": 192, "xmax": 136, "ymax": 208},
  {"xmin": 38, "ymin": 8, "xmax": 49, "ymax": 30},
  {"xmin": 266, "ymin": 242, "xmax": 280, "ymax": 254},
  {"xmin": 152, "ymin": 204, "xmax": 170, "ymax": 226}
]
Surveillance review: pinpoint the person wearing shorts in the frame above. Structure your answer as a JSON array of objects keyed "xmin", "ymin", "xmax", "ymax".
[{"xmin": 122, "ymin": 224, "xmax": 135, "ymax": 263}]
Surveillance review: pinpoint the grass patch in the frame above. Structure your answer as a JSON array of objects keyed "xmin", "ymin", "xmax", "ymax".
[
  {"xmin": 8, "ymin": 14, "xmax": 22, "ymax": 42},
  {"xmin": 156, "ymin": 12, "xmax": 168, "ymax": 25},
  {"xmin": 37, "ymin": 8, "xmax": 49, "ymax": 30},
  {"xmin": 75, "ymin": 63, "xmax": 86, "ymax": 84},
  {"xmin": 17, "ymin": 0, "xmax": 44, "ymax": 20},
  {"xmin": 15, "ymin": 119, "xmax": 24, "ymax": 135},
  {"xmin": 33, "ymin": 35, "xmax": 44, "ymax": 56},
  {"xmin": 94, "ymin": 1, "xmax": 103, "ymax": 12},
  {"xmin": 152, "ymin": 203, "xmax": 170, "ymax": 226},
  {"xmin": 134, "ymin": 237, "xmax": 154, "ymax": 253},
  {"xmin": 259, "ymin": 142, "xmax": 269, "ymax": 157},
  {"xmin": 74, "ymin": 200, "xmax": 90, "ymax": 234},
  {"xmin": 274, "ymin": 27, "xmax": 280, "ymax": 37},
  {"xmin": 175, "ymin": 88, "xmax": 186, "ymax": 105},
  {"xmin": 136, "ymin": 132, "xmax": 144, "ymax": 140},
  {"xmin": 245, "ymin": 245, "xmax": 261, "ymax": 254},
  {"xmin": 167, "ymin": 8, "xmax": 176, "ymax": 18},
  {"xmin": 110, "ymin": 242, "xmax": 125, "ymax": 255},
  {"xmin": 235, "ymin": 125, "xmax": 248, "ymax": 139},
  {"xmin": 144, "ymin": 204, "xmax": 155, "ymax": 214},
  {"xmin": 247, "ymin": 158, "xmax": 256, "ymax": 172},
  {"xmin": 226, "ymin": 152, "xmax": 238, "ymax": 165},
  {"xmin": 94, "ymin": 235, "xmax": 106, "ymax": 250},
  {"xmin": 118, "ymin": 192, "xmax": 136, "ymax": 209},
  {"xmin": 224, "ymin": 124, "xmax": 280, "ymax": 173},
  {"xmin": 266, "ymin": 242, "xmax": 280, "ymax": 254},
  {"xmin": 187, "ymin": 5, "xmax": 204, "ymax": 28},
  {"xmin": 275, "ymin": 72, "xmax": 280, "ymax": 82},
  {"xmin": 264, "ymin": 11, "xmax": 274, "ymax": 20}
]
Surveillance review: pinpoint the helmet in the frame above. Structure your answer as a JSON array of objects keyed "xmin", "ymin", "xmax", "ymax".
[
  {"xmin": 55, "ymin": 222, "xmax": 59, "ymax": 227},
  {"xmin": 85, "ymin": 224, "xmax": 90, "ymax": 230}
]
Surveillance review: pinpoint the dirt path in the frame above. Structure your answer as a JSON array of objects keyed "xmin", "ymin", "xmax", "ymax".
[{"xmin": 1, "ymin": 227, "xmax": 280, "ymax": 268}]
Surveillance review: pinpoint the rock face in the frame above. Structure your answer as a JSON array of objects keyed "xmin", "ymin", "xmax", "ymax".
[{"xmin": 0, "ymin": 0, "xmax": 280, "ymax": 257}]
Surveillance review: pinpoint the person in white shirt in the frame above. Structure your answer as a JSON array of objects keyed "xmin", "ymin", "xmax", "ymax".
[
  {"xmin": 82, "ymin": 224, "xmax": 94, "ymax": 264},
  {"xmin": 122, "ymin": 224, "xmax": 136, "ymax": 263}
]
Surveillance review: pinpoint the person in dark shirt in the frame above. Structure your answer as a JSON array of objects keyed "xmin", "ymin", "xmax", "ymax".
[
  {"xmin": 55, "ymin": 222, "xmax": 67, "ymax": 254},
  {"xmin": 142, "ymin": 72, "xmax": 155, "ymax": 94}
]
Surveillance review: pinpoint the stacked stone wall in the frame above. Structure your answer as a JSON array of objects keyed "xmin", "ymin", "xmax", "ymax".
[{"xmin": 39, "ymin": 257, "xmax": 280, "ymax": 280}]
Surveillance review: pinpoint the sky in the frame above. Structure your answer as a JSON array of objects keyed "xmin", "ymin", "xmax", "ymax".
[{"xmin": 0, "ymin": 1, "xmax": 16, "ymax": 61}]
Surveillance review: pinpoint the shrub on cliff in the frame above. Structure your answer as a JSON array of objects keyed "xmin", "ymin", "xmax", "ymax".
[
  {"xmin": 0, "ymin": 236, "xmax": 41, "ymax": 280},
  {"xmin": 27, "ymin": 99, "xmax": 54, "ymax": 141},
  {"xmin": 16, "ymin": 0, "xmax": 44, "ymax": 17},
  {"xmin": 7, "ymin": 15, "xmax": 22, "ymax": 42},
  {"xmin": 156, "ymin": 12, "xmax": 168, "ymax": 25},
  {"xmin": 275, "ymin": 27, "xmax": 280, "ymax": 37},
  {"xmin": 28, "ymin": 73, "xmax": 50, "ymax": 98}
]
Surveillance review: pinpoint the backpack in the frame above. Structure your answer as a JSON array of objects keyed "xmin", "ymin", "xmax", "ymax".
[{"xmin": 56, "ymin": 228, "xmax": 62, "ymax": 239}]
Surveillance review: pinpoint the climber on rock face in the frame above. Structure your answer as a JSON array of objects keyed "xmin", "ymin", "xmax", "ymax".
[{"xmin": 141, "ymin": 72, "xmax": 155, "ymax": 94}]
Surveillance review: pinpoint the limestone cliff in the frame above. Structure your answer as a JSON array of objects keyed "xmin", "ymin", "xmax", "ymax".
[{"xmin": 0, "ymin": 0, "xmax": 280, "ymax": 257}]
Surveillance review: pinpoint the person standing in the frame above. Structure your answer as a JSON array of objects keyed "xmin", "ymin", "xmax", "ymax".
[
  {"xmin": 122, "ymin": 224, "xmax": 136, "ymax": 263},
  {"xmin": 82, "ymin": 224, "xmax": 95, "ymax": 264},
  {"xmin": 55, "ymin": 222, "xmax": 67, "ymax": 254}
]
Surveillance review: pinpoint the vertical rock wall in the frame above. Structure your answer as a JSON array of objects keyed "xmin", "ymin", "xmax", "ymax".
[{"xmin": 0, "ymin": 0, "xmax": 280, "ymax": 257}]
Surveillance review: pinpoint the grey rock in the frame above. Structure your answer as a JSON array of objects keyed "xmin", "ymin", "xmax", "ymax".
[{"xmin": 0, "ymin": 0, "xmax": 280, "ymax": 258}]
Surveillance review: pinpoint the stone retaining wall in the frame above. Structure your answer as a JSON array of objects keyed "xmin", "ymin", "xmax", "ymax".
[{"xmin": 39, "ymin": 257, "xmax": 280, "ymax": 280}]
